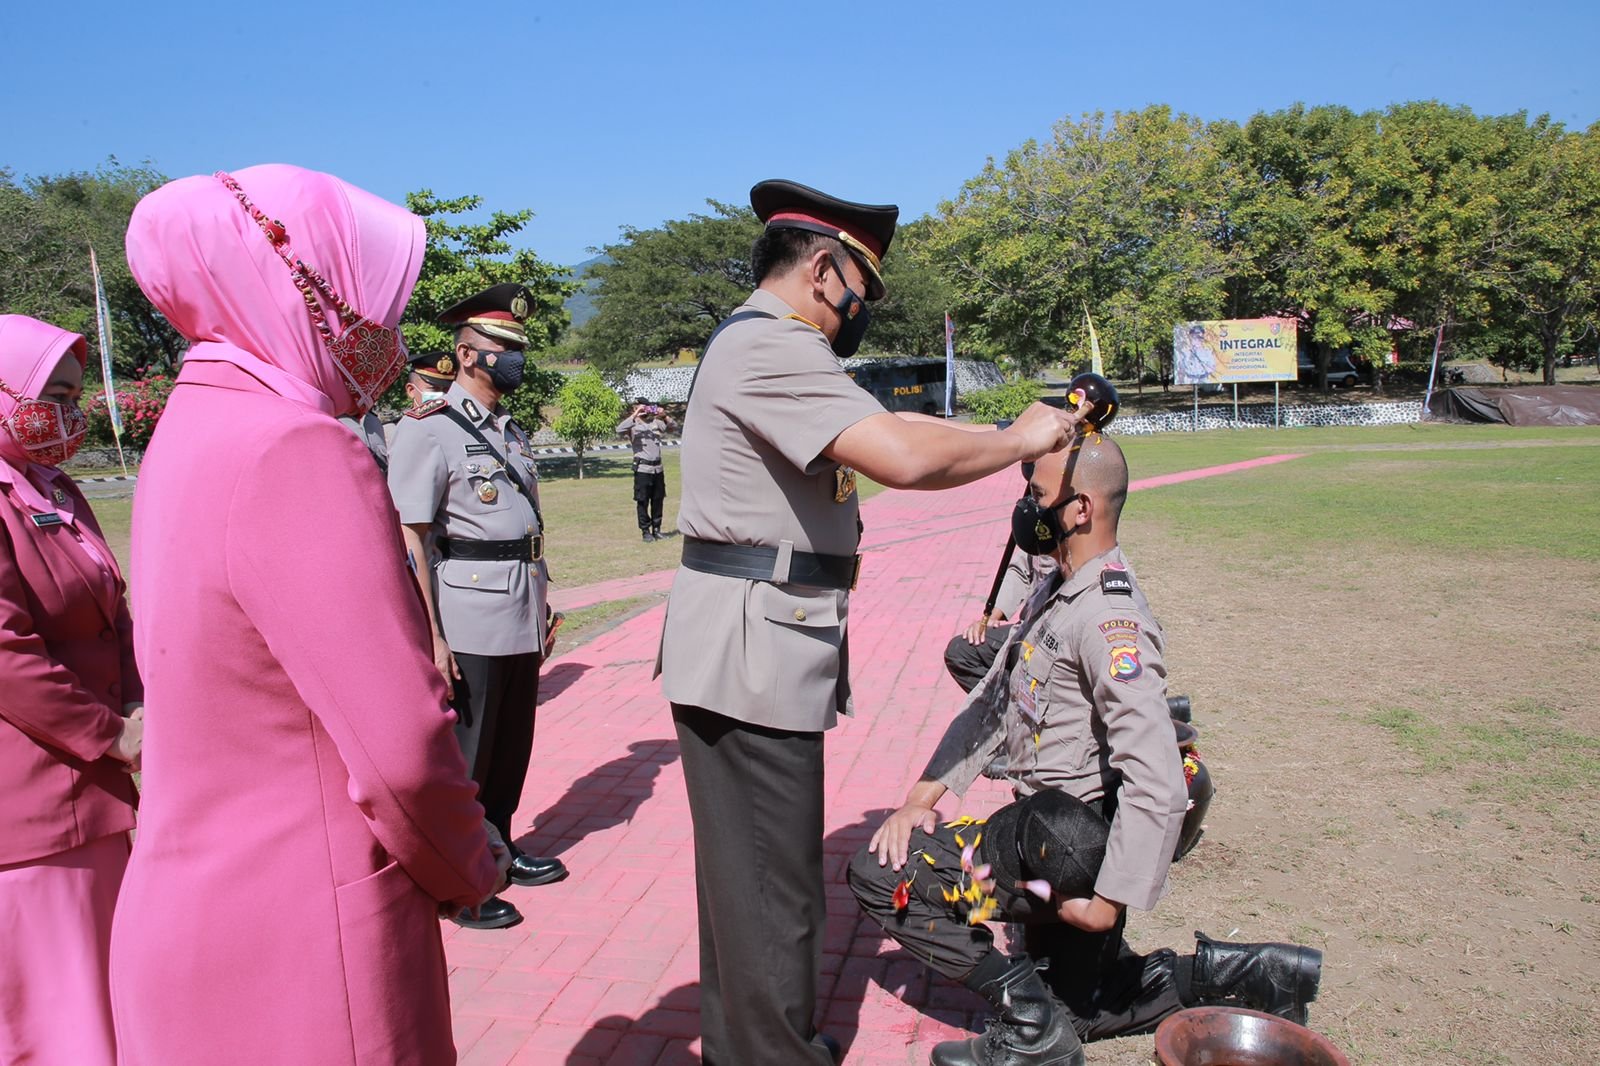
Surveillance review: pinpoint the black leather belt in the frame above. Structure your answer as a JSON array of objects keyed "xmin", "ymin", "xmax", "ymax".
[
  {"xmin": 440, "ymin": 535, "xmax": 543, "ymax": 562},
  {"xmin": 681, "ymin": 536, "xmax": 859, "ymax": 591}
]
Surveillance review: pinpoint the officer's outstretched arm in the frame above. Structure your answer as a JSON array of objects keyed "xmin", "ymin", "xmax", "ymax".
[{"xmin": 826, "ymin": 402, "xmax": 1080, "ymax": 491}]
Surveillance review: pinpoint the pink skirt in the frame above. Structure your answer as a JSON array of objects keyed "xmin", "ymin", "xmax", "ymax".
[{"xmin": 0, "ymin": 832, "xmax": 130, "ymax": 1066}]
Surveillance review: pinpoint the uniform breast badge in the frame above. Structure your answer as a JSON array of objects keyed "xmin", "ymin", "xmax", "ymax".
[
  {"xmin": 834, "ymin": 466, "xmax": 857, "ymax": 503},
  {"xmin": 477, "ymin": 481, "xmax": 499, "ymax": 504}
]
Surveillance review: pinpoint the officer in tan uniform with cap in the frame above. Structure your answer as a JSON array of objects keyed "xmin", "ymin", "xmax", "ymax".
[
  {"xmin": 656, "ymin": 179, "xmax": 1084, "ymax": 1065},
  {"xmin": 847, "ymin": 436, "xmax": 1323, "ymax": 1066},
  {"xmin": 388, "ymin": 283, "xmax": 567, "ymax": 930},
  {"xmin": 402, "ymin": 348, "xmax": 457, "ymax": 410}
]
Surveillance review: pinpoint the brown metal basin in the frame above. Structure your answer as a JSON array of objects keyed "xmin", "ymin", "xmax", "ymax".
[{"xmin": 1153, "ymin": 1007, "xmax": 1350, "ymax": 1066}]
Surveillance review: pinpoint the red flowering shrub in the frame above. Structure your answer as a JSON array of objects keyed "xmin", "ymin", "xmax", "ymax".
[{"xmin": 85, "ymin": 374, "xmax": 175, "ymax": 449}]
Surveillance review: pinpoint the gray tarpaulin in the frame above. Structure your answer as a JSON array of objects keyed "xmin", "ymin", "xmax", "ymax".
[{"xmin": 1427, "ymin": 386, "xmax": 1600, "ymax": 427}]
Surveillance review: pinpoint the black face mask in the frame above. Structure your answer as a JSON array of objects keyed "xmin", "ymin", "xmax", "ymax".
[
  {"xmin": 1011, "ymin": 493, "xmax": 1070, "ymax": 556},
  {"xmin": 826, "ymin": 255, "xmax": 871, "ymax": 359},
  {"xmin": 482, "ymin": 349, "xmax": 526, "ymax": 394}
]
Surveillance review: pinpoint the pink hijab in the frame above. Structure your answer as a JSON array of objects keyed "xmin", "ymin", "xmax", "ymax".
[
  {"xmin": 0, "ymin": 314, "xmax": 90, "ymax": 520},
  {"xmin": 125, "ymin": 164, "xmax": 425, "ymax": 416}
]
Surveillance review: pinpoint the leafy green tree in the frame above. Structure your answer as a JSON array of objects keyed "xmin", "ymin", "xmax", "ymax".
[
  {"xmin": 552, "ymin": 368, "xmax": 622, "ymax": 478},
  {"xmin": 864, "ymin": 219, "xmax": 956, "ymax": 358},
  {"xmin": 0, "ymin": 160, "xmax": 184, "ymax": 375},
  {"xmin": 1479, "ymin": 122, "xmax": 1600, "ymax": 383},
  {"xmin": 576, "ymin": 201, "xmax": 760, "ymax": 378},
  {"xmin": 926, "ymin": 106, "xmax": 1238, "ymax": 378},
  {"xmin": 574, "ymin": 201, "xmax": 957, "ymax": 375},
  {"xmin": 1216, "ymin": 105, "xmax": 1398, "ymax": 391},
  {"xmin": 387, "ymin": 190, "xmax": 574, "ymax": 425}
]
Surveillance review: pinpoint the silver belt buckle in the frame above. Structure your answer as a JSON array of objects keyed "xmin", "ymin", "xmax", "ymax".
[{"xmin": 530, "ymin": 535, "xmax": 544, "ymax": 562}]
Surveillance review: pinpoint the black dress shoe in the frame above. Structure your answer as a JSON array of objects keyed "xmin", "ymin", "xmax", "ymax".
[
  {"xmin": 508, "ymin": 853, "xmax": 569, "ymax": 887},
  {"xmin": 449, "ymin": 895, "xmax": 522, "ymax": 930}
]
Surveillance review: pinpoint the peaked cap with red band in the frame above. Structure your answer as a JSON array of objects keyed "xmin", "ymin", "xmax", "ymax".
[
  {"xmin": 407, "ymin": 348, "xmax": 457, "ymax": 385},
  {"xmin": 750, "ymin": 179, "xmax": 899, "ymax": 300},
  {"xmin": 438, "ymin": 282, "xmax": 533, "ymax": 347}
]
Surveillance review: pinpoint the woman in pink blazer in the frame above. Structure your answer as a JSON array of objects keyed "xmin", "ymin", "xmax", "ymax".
[
  {"xmin": 0, "ymin": 314, "xmax": 143, "ymax": 1065},
  {"xmin": 113, "ymin": 165, "xmax": 503, "ymax": 1066}
]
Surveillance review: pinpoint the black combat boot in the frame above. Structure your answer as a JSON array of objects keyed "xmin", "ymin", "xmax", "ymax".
[
  {"xmin": 1190, "ymin": 931, "xmax": 1323, "ymax": 1025},
  {"xmin": 930, "ymin": 956, "xmax": 1085, "ymax": 1066}
]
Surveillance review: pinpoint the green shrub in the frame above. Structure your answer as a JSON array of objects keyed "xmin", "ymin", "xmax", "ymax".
[{"xmin": 962, "ymin": 379, "xmax": 1043, "ymax": 423}]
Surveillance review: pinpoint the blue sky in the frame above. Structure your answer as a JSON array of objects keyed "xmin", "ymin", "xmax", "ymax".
[{"xmin": 5, "ymin": 0, "xmax": 1597, "ymax": 267}]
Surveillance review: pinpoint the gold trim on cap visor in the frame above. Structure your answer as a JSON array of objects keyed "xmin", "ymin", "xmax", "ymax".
[
  {"xmin": 465, "ymin": 316, "xmax": 528, "ymax": 340},
  {"xmin": 835, "ymin": 230, "xmax": 881, "ymax": 271}
]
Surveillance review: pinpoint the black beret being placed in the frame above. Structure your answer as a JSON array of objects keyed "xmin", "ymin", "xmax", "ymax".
[
  {"xmin": 984, "ymin": 789, "xmax": 1110, "ymax": 902},
  {"xmin": 750, "ymin": 179, "xmax": 899, "ymax": 300}
]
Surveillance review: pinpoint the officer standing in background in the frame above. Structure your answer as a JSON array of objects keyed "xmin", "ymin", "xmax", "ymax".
[
  {"xmin": 656, "ymin": 179, "xmax": 1082, "ymax": 1065},
  {"xmin": 403, "ymin": 349, "xmax": 457, "ymax": 409},
  {"xmin": 388, "ymin": 283, "xmax": 568, "ymax": 931},
  {"xmin": 336, "ymin": 408, "xmax": 389, "ymax": 474},
  {"xmin": 617, "ymin": 396, "xmax": 676, "ymax": 541}
]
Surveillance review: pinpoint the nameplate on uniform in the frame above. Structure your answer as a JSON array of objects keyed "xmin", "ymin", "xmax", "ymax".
[
  {"xmin": 465, "ymin": 443, "xmax": 493, "ymax": 455},
  {"xmin": 30, "ymin": 512, "xmax": 65, "ymax": 528},
  {"xmin": 1100, "ymin": 568, "xmax": 1133, "ymax": 596}
]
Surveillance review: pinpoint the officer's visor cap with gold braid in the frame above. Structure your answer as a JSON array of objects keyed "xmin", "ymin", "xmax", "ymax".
[
  {"xmin": 751, "ymin": 179, "xmax": 899, "ymax": 301},
  {"xmin": 438, "ymin": 283, "xmax": 532, "ymax": 347}
]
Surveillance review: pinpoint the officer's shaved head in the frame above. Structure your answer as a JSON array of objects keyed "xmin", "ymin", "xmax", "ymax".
[
  {"xmin": 1067, "ymin": 433, "xmax": 1128, "ymax": 524},
  {"xmin": 1031, "ymin": 432, "xmax": 1129, "ymax": 528}
]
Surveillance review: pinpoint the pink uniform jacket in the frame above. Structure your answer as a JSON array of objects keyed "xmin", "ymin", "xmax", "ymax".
[
  {"xmin": 0, "ymin": 476, "xmax": 139, "ymax": 866},
  {"xmin": 113, "ymin": 165, "xmax": 499, "ymax": 1065}
]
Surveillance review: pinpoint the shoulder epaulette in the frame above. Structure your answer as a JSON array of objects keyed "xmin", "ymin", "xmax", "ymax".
[
  {"xmin": 1100, "ymin": 565, "xmax": 1134, "ymax": 597},
  {"xmin": 406, "ymin": 397, "xmax": 449, "ymax": 419}
]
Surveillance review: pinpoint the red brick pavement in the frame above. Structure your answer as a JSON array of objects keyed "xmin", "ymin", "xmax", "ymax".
[{"xmin": 447, "ymin": 456, "xmax": 1301, "ymax": 1065}]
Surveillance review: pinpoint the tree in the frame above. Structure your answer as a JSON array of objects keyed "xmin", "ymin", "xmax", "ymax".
[
  {"xmin": 552, "ymin": 369, "xmax": 622, "ymax": 478},
  {"xmin": 1217, "ymin": 105, "xmax": 1398, "ymax": 392},
  {"xmin": 388, "ymin": 190, "xmax": 575, "ymax": 425},
  {"xmin": 1480, "ymin": 122, "xmax": 1600, "ymax": 384},
  {"xmin": 574, "ymin": 201, "xmax": 957, "ymax": 375},
  {"xmin": 574, "ymin": 201, "xmax": 760, "ymax": 379},
  {"xmin": 0, "ymin": 160, "xmax": 184, "ymax": 374},
  {"xmin": 864, "ymin": 219, "xmax": 956, "ymax": 358},
  {"xmin": 925, "ymin": 107, "xmax": 1238, "ymax": 378}
]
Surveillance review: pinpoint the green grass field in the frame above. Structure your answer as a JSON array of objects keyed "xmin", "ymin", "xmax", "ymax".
[
  {"xmin": 84, "ymin": 423, "xmax": 1600, "ymax": 582},
  {"xmin": 1120, "ymin": 424, "xmax": 1600, "ymax": 563}
]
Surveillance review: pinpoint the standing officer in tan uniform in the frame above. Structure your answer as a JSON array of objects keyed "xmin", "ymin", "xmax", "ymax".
[
  {"xmin": 403, "ymin": 348, "xmax": 456, "ymax": 409},
  {"xmin": 388, "ymin": 284, "xmax": 568, "ymax": 930},
  {"xmin": 848, "ymin": 436, "xmax": 1322, "ymax": 1066},
  {"xmin": 617, "ymin": 397, "xmax": 675, "ymax": 541},
  {"xmin": 655, "ymin": 180, "xmax": 1083, "ymax": 1065}
]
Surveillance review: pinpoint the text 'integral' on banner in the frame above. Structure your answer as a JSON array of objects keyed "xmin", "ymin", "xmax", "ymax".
[{"xmin": 1172, "ymin": 318, "xmax": 1298, "ymax": 385}]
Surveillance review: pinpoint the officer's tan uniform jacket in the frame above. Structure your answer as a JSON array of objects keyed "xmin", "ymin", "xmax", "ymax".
[
  {"xmin": 387, "ymin": 382, "xmax": 549, "ymax": 657},
  {"xmin": 617, "ymin": 413, "xmax": 671, "ymax": 473},
  {"xmin": 924, "ymin": 546, "xmax": 1189, "ymax": 911},
  {"xmin": 656, "ymin": 289, "xmax": 884, "ymax": 732}
]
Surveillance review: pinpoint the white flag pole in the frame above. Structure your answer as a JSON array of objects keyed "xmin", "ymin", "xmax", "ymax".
[{"xmin": 89, "ymin": 247, "xmax": 129, "ymax": 477}]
